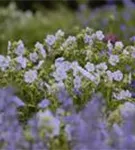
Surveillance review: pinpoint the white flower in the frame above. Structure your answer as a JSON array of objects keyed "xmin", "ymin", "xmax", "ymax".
[
  {"xmin": 0, "ymin": 55, "xmax": 11, "ymax": 71},
  {"xmin": 107, "ymin": 40, "xmax": 113, "ymax": 50},
  {"xmin": 123, "ymin": 49, "xmax": 129, "ymax": 55},
  {"xmin": 113, "ymin": 70, "xmax": 123, "ymax": 81},
  {"xmin": 29, "ymin": 52, "xmax": 38, "ymax": 62},
  {"xmin": 14, "ymin": 40, "xmax": 25, "ymax": 56},
  {"xmin": 108, "ymin": 55, "xmax": 119, "ymax": 66},
  {"xmin": 115, "ymin": 41, "xmax": 124, "ymax": 50},
  {"xmin": 113, "ymin": 90, "xmax": 131, "ymax": 100},
  {"xmin": 45, "ymin": 35, "xmax": 56, "ymax": 46},
  {"xmin": 15, "ymin": 56, "xmax": 27, "ymax": 69},
  {"xmin": 85, "ymin": 62, "xmax": 95, "ymax": 72},
  {"xmin": 55, "ymin": 29, "xmax": 65, "ymax": 39},
  {"xmin": 37, "ymin": 109, "xmax": 60, "ymax": 137},
  {"xmin": 24, "ymin": 70, "xmax": 37, "ymax": 83},
  {"xmin": 95, "ymin": 30, "xmax": 105, "ymax": 41},
  {"xmin": 35, "ymin": 42, "xmax": 46, "ymax": 58}
]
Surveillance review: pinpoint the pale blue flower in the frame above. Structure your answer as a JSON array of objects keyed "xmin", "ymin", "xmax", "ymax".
[
  {"xmin": 62, "ymin": 36, "xmax": 76, "ymax": 48},
  {"xmin": 45, "ymin": 35, "xmax": 56, "ymax": 46},
  {"xmin": 35, "ymin": 42, "xmax": 46, "ymax": 58},
  {"xmin": 85, "ymin": 62, "xmax": 95, "ymax": 72},
  {"xmin": 14, "ymin": 40, "xmax": 25, "ymax": 56},
  {"xmin": 15, "ymin": 56, "xmax": 27, "ymax": 69},
  {"xmin": 84, "ymin": 34, "xmax": 93, "ymax": 45},
  {"xmin": 0, "ymin": 55, "xmax": 11, "ymax": 71},
  {"xmin": 29, "ymin": 52, "xmax": 38, "ymax": 62},
  {"xmin": 38, "ymin": 99, "xmax": 50, "ymax": 108},
  {"xmin": 24, "ymin": 70, "xmax": 37, "ymax": 83},
  {"xmin": 108, "ymin": 54, "xmax": 119, "ymax": 66},
  {"xmin": 95, "ymin": 30, "xmax": 105, "ymax": 41},
  {"xmin": 113, "ymin": 70, "xmax": 123, "ymax": 81},
  {"xmin": 37, "ymin": 109, "xmax": 60, "ymax": 137}
]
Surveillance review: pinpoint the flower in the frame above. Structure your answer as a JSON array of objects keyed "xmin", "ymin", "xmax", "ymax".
[
  {"xmin": 24, "ymin": 70, "xmax": 37, "ymax": 83},
  {"xmin": 55, "ymin": 29, "xmax": 65, "ymax": 39},
  {"xmin": 107, "ymin": 40, "xmax": 113, "ymax": 50},
  {"xmin": 45, "ymin": 35, "xmax": 56, "ymax": 46},
  {"xmin": 95, "ymin": 30, "xmax": 105, "ymax": 41},
  {"xmin": 35, "ymin": 42, "xmax": 46, "ymax": 58},
  {"xmin": 29, "ymin": 52, "xmax": 38, "ymax": 62},
  {"xmin": 62, "ymin": 36, "xmax": 76, "ymax": 48},
  {"xmin": 115, "ymin": 41, "xmax": 124, "ymax": 50},
  {"xmin": 37, "ymin": 109, "xmax": 60, "ymax": 137},
  {"xmin": 113, "ymin": 70, "xmax": 123, "ymax": 81},
  {"xmin": 113, "ymin": 90, "xmax": 132, "ymax": 100},
  {"xmin": 0, "ymin": 55, "xmax": 11, "ymax": 71},
  {"xmin": 84, "ymin": 34, "xmax": 93, "ymax": 45},
  {"xmin": 15, "ymin": 56, "xmax": 27, "ymax": 69},
  {"xmin": 85, "ymin": 62, "xmax": 95, "ymax": 72},
  {"xmin": 14, "ymin": 40, "xmax": 25, "ymax": 56},
  {"xmin": 108, "ymin": 54, "xmax": 119, "ymax": 66},
  {"xmin": 38, "ymin": 99, "xmax": 50, "ymax": 108}
]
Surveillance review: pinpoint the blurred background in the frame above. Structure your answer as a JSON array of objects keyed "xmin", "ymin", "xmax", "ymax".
[{"xmin": 0, "ymin": 0, "xmax": 135, "ymax": 53}]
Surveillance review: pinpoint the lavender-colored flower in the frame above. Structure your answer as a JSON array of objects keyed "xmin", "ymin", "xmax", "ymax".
[
  {"xmin": 113, "ymin": 70, "xmax": 123, "ymax": 81},
  {"xmin": 85, "ymin": 62, "xmax": 95, "ymax": 72},
  {"xmin": 29, "ymin": 52, "xmax": 38, "ymax": 63},
  {"xmin": 96, "ymin": 30, "xmax": 105, "ymax": 41},
  {"xmin": 113, "ymin": 90, "xmax": 132, "ymax": 100},
  {"xmin": 130, "ymin": 36, "xmax": 135, "ymax": 42},
  {"xmin": 0, "ymin": 55, "xmax": 11, "ymax": 71},
  {"xmin": 38, "ymin": 99, "xmax": 50, "ymax": 108},
  {"xmin": 84, "ymin": 34, "xmax": 93, "ymax": 45},
  {"xmin": 45, "ymin": 35, "xmax": 56, "ymax": 46},
  {"xmin": 15, "ymin": 56, "xmax": 27, "ymax": 69},
  {"xmin": 96, "ymin": 62, "xmax": 108, "ymax": 73},
  {"xmin": 24, "ymin": 69, "xmax": 37, "ymax": 83},
  {"xmin": 35, "ymin": 42, "xmax": 46, "ymax": 58},
  {"xmin": 37, "ymin": 109, "xmax": 60, "ymax": 138},
  {"xmin": 108, "ymin": 54, "xmax": 119, "ymax": 66},
  {"xmin": 14, "ymin": 40, "xmax": 25, "ymax": 56},
  {"xmin": 62, "ymin": 36, "xmax": 76, "ymax": 48},
  {"xmin": 65, "ymin": 94, "xmax": 109, "ymax": 150}
]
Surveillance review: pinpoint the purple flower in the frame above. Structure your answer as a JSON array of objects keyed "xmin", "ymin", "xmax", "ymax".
[{"xmin": 38, "ymin": 99, "xmax": 50, "ymax": 108}]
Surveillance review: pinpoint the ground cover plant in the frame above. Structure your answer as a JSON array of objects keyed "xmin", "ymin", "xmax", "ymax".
[{"xmin": 1, "ymin": 27, "xmax": 135, "ymax": 149}]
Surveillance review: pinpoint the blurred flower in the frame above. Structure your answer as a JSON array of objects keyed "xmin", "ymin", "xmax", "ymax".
[
  {"xmin": 15, "ymin": 56, "xmax": 27, "ymax": 69},
  {"xmin": 0, "ymin": 55, "xmax": 11, "ymax": 71},
  {"xmin": 115, "ymin": 41, "xmax": 124, "ymax": 50},
  {"xmin": 38, "ymin": 99, "xmax": 50, "ymax": 109},
  {"xmin": 45, "ymin": 35, "xmax": 56, "ymax": 46},
  {"xmin": 35, "ymin": 42, "xmax": 46, "ymax": 58},
  {"xmin": 96, "ymin": 30, "xmax": 105, "ymax": 41},
  {"xmin": 14, "ymin": 40, "xmax": 25, "ymax": 56},
  {"xmin": 24, "ymin": 69, "xmax": 37, "ymax": 83},
  {"xmin": 113, "ymin": 70, "xmax": 123, "ymax": 81},
  {"xmin": 29, "ymin": 52, "xmax": 38, "ymax": 63},
  {"xmin": 108, "ymin": 54, "xmax": 119, "ymax": 66},
  {"xmin": 85, "ymin": 62, "xmax": 95, "ymax": 72}
]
